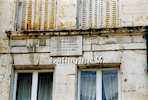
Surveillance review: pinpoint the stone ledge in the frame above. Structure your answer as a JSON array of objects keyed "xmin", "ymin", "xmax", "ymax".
[
  {"xmin": 77, "ymin": 63, "xmax": 121, "ymax": 69},
  {"xmin": 13, "ymin": 65, "xmax": 55, "ymax": 70}
]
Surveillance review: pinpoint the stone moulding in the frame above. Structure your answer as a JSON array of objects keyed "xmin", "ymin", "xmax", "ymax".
[
  {"xmin": 77, "ymin": 63, "xmax": 121, "ymax": 69},
  {"xmin": 5, "ymin": 26, "xmax": 148, "ymax": 39},
  {"xmin": 12, "ymin": 64, "xmax": 56, "ymax": 70}
]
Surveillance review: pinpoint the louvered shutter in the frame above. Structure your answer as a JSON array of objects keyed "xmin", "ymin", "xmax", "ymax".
[
  {"xmin": 112, "ymin": 0, "xmax": 118, "ymax": 27},
  {"xmin": 17, "ymin": 0, "xmax": 23, "ymax": 30},
  {"xmin": 33, "ymin": 0, "xmax": 38, "ymax": 30},
  {"xmin": 27, "ymin": 0, "xmax": 33, "ymax": 30},
  {"xmin": 79, "ymin": 0, "xmax": 119, "ymax": 28},
  {"xmin": 81, "ymin": 0, "xmax": 88, "ymax": 28},
  {"xmin": 49, "ymin": 0, "xmax": 55, "ymax": 29},
  {"xmin": 19, "ymin": 0, "xmax": 28, "ymax": 30},
  {"xmin": 94, "ymin": 0, "xmax": 99, "ymax": 28},
  {"xmin": 17, "ymin": 0, "xmax": 55, "ymax": 31},
  {"xmin": 100, "ymin": 0, "xmax": 106, "ymax": 28}
]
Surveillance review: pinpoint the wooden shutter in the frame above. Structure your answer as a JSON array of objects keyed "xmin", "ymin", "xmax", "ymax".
[
  {"xmin": 105, "ymin": 0, "xmax": 110, "ymax": 27},
  {"xmin": 33, "ymin": 0, "xmax": 38, "ymax": 30},
  {"xmin": 49, "ymin": 0, "xmax": 55, "ymax": 29},
  {"xmin": 89, "ymin": 0, "xmax": 93, "ymax": 28},
  {"xmin": 81, "ymin": 0, "xmax": 87, "ymax": 28},
  {"xmin": 27, "ymin": 0, "xmax": 33, "ymax": 30},
  {"xmin": 100, "ymin": 0, "xmax": 106, "ymax": 28},
  {"xmin": 112, "ymin": 0, "xmax": 118, "ymax": 27},
  {"xmin": 94, "ymin": 0, "xmax": 99, "ymax": 28},
  {"xmin": 20, "ymin": 0, "xmax": 28, "ymax": 30},
  {"xmin": 18, "ymin": 0, "xmax": 55, "ymax": 31},
  {"xmin": 80, "ymin": 0, "xmax": 99, "ymax": 28},
  {"xmin": 79, "ymin": 0, "xmax": 119, "ymax": 29}
]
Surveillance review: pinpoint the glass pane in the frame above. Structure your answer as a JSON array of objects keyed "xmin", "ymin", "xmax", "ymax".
[
  {"xmin": 16, "ymin": 73, "xmax": 32, "ymax": 100},
  {"xmin": 80, "ymin": 71, "xmax": 96, "ymax": 100},
  {"xmin": 102, "ymin": 71, "xmax": 118, "ymax": 100},
  {"xmin": 37, "ymin": 72, "xmax": 53, "ymax": 100}
]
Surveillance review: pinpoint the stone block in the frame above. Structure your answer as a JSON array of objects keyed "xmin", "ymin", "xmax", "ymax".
[
  {"xmin": 13, "ymin": 54, "xmax": 38, "ymax": 65},
  {"xmin": 83, "ymin": 45, "xmax": 91, "ymax": 51},
  {"xmin": 0, "ymin": 55, "xmax": 12, "ymax": 67},
  {"xmin": 120, "ymin": 0, "xmax": 148, "ymax": 14},
  {"xmin": 121, "ymin": 73, "xmax": 148, "ymax": 100},
  {"xmin": 36, "ymin": 46, "xmax": 50, "ymax": 53},
  {"xmin": 133, "ymin": 14, "xmax": 148, "ymax": 26},
  {"xmin": 121, "ymin": 50, "xmax": 147, "ymax": 74},
  {"xmin": 120, "ymin": 14, "xmax": 133, "ymax": 22},
  {"xmin": 27, "ymin": 39, "xmax": 38, "ymax": 47},
  {"xmin": 90, "ymin": 36, "xmax": 132, "ymax": 45},
  {"xmin": 98, "ymin": 36, "xmax": 108, "ymax": 45},
  {"xmin": 0, "ymin": 46, "xmax": 9, "ymax": 53},
  {"xmin": 10, "ymin": 40, "xmax": 26, "ymax": 46},
  {"xmin": 94, "ymin": 51, "xmax": 122, "ymax": 63},
  {"xmin": 13, "ymin": 53, "xmax": 52, "ymax": 65},
  {"xmin": 56, "ymin": 17, "xmax": 76, "ymax": 29},
  {"xmin": 0, "ymin": 75, "xmax": 3, "ymax": 81},
  {"xmin": 107, "ymin": 36, "xmax": 132, "ymax": 44},
  {"xmin": 91, "ymin": 37, "xmax": 99, "ymax": 44},
  {"xmin": 56, "ymin": 0, "xmax": 76, "ymax": 29},
  {"xmin": 39, "ymin": 39, "xmax": 46, "ymax": 46},
  {"xmin": 83, "ymin": 37, "xmax": 91, "ymax": 45},
  {"xmin": 0, "ymin": 82, "xmax": 10, "ymax": 97},
  {"xmin": 120, "ymin": 21, "xmax": 133, "ymax": 27},
  {"xmin": 54, "ymin": 64, "xmax": 77, "ymax": 100},
  {"xmin": 132, "ymin": 35, "xmax": 146, "ymax": 43},
  {"xmin": 0, "ymin": 67, "xmax": 5, "ymax": 75},
  {"xmin": 11, "ymin": 47, "xmax": 29, "ymax": 53},
  {"xmin": 46, "ymin": 38, "xmax": 51, "ymax": 46},
  {"xmin": 0, "ymin": 40, "xmax": 8, "ymax": 46},
  {"xmin": 38, "ymin": 53, "xmax": 52, "ymax": 65},
  {"xmin": 92, "ymin": 43, "xmax": 146, "ymax": 51}
]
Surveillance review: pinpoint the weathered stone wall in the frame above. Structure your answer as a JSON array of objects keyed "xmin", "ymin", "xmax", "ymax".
[
  {"xmin": 120, "ymin": 0, "xmax": 148, "ymax": 26},
  {"xmin": 0, "ymin": 0, "xmax": 16, "ymax": 100},
  {"xmin": 8, "ymin": 34, "xmax": 148, "ymax": 100},
  {"xmin": 0, "ymin": 0, "xmax": 148, "ymax": 100}
]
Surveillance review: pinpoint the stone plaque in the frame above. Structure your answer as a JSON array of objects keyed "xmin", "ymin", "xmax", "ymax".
[{"xmin": 51, "ymin": 36, "xmax": 82, "ymax": 56}]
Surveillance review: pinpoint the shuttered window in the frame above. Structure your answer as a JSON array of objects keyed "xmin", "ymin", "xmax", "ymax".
[
  {"xmin": 79, "ymin": 0, "xmax": 119, "ymax": 29},
  {"xmin": 17, "ymin": 0, "xmax": 55, "ymax": 31}
]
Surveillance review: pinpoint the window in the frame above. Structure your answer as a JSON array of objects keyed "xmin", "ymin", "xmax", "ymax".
[
  {"xmin": 17, "ymin": 0, "xmax": 55, "ymax": 31},
  {"xmin": 13, "ymin": 70, "xmax": 54, "ymax": 100},
  {"xmin": 78, "ymin": 0, "xmax": 119, "ymax": 29},
  {"xmin": 78, "ymin": 69, "xmax": 120, "ymax": 100}
]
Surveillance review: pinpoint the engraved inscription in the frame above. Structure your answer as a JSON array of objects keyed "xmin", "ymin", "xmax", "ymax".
[{"xmin": 51, "ymin": 36, "xmax": 82, "ymax": 56}]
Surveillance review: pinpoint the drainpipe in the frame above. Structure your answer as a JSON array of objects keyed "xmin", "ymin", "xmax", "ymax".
[{"xmin": 145, "ymin": 27, "xmax": 148, "ymax": 72}]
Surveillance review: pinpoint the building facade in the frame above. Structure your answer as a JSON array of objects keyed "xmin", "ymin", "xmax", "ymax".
[{"xmin": 0, "ymin": 0, "xmax": 148, "ymax": 100}]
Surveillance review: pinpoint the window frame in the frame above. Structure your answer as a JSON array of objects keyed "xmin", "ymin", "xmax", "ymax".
[
  {"xmin": 78, "ymin": 68, "xmax": 121, "ymax": 100},
  {"xmin": 13, "ymin": 69, "xmax": 54, "ymax": 100}
]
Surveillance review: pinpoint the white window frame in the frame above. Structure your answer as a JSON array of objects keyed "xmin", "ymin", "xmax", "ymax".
[
  {"xmin": 78, "ymin": 68, "xmax": 121, "ymax": 100},
  {"xmin": 13, "ymin": 70, "xmax": 54, "ymax": 100}
]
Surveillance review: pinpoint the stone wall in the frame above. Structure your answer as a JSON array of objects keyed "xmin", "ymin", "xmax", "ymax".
[
  {"xmin": 120, "ymin": 0, "xmax": 148, "ymax": 26},
  {"xmin": 0, "ymin": 0, "xmax": 16, "ymax": 100},
  {"xmin": 8, "ymin": 34, "xmax": 148, "ymax": 100},
  {"xmin": 0, "ymin": 0, "xmax": 148, "ymax": 100}
]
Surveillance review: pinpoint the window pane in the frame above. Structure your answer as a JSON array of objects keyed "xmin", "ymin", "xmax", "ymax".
[
  {"xmin": 16, "ymin": 73, "xmax": 32, "ymax": 100},
  {"xmin": 80, "ymin": 71, "xmax": 96, "ymax": 100},
  {"xmin": 102, "ymin": 71, "xmax": 118, "ymax": 100},
  {"xmin": 37, "ymin": 72, "xmax": 53, "ymax": 100}
]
